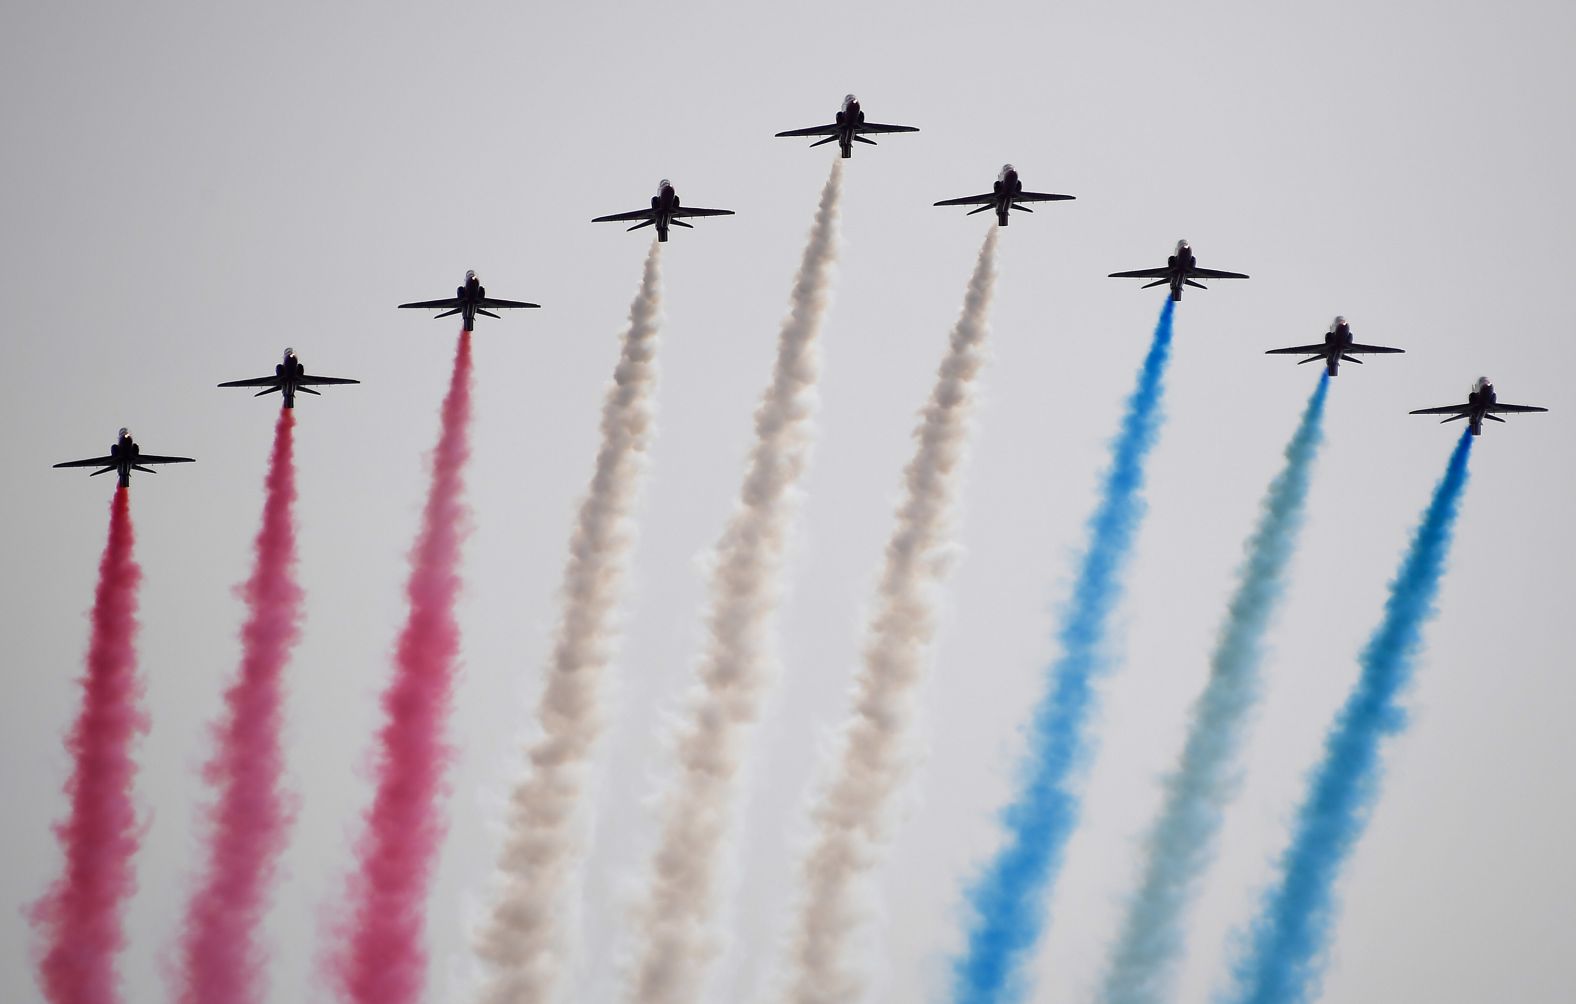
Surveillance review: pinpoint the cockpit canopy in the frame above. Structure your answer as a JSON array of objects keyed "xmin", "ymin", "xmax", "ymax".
[
  {"xmin": 465, "ymin": 270, "xmax": 477, "ymax": 282},
  {"xmin": 998, "ymin": 163, "xmax": 1015, "ymax": 180},
  {"xmin": 1176, "ymin": 239, "xmax": 1190, "ymax": 251},
  {"xmin": 1332, "ymin": 316, "xmax": 1347, "ymax": 328},
  {"xmin": 284, "ymin": 346, "xmax": 296, "ymax": 358},
  {"xmin": 843, "ymin": 93, "xmax": 858, "ymax": 109},
  {"xmin": 119, "ymin": 427, "xmax": 129, "ymax": 439},
  {"xmin": 657, "ymin": 178, "xmax": 672, "ymax": 194},
  {"xmin": 1474, "ymin": 376, "xmax": 1492, "ymax": 392}
]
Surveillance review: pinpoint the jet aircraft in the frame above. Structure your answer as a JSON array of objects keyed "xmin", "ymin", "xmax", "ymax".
[
  {"xmin": 1109, "ymin": 240, "xmax": 1249, "ymax": 301},
  {"xmin": 1265, "ymin": 317, "xmax": 1404, "ymax": 376},
  {"xmin": 54, "ymin": 429, "xmax": 194, "ymax": 487},
  {"xmin": 933, "ymin": 164, "xmax": 1075, "ymax": 226},
  {"xmin": 1410, "ymin": 377, "xmax": 1547, "ymax": 436},
  {"xmin": 774, "ymin": 94, "xmax": 919, "ymax": 159},
  {"xmin": 592, "ymin": 180, "xmax": 734, "ymax": 242},
  {"xmin": 398, "ymin": 271, "xmax": 540, "ymax": 331},
  {"xmin": 219, "ymin": 348, "xmax": 359, "ymax": 408}
]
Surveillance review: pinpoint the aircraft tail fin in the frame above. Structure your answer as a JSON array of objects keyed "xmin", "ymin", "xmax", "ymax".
[
  {"xmin": 1141, "ymin": 278, "xmax": 1170, "ymax": 289},
  {"xmin": 254, "ymin": 386, "xmax": 282, "ymax": 397},
  {"xmin": 434, "ymin": 307, "xmax": 462, "ymax": 319},
  {"xmin": 853, "ymin": 134, "xmax": 878, "ymax": 146},
  {"xmin": 671, "ymin": 219, "xmax": 694, "ymax": 229},
  {"xmin": 627, "ymin": 219, "xmax": 655, "ymax": 232},
  {"xmin": 131, "ymin": 465, "xmax": 157, "ymax": 475},
  {"xmin": 1011, "ymin": 203, "xmax": 1034, "ymax": 213},
  {"xmin": 966, "ymin": 204, "xmax": 994, "ymax": 216},
  {"xmin": 1298, "ymin": 354, "xmax": 1323, "ymax": 364},
  {"xmin": 1485, "ymin": 413, "xmax": 1507, "ymax": 423},
  {"xmin": 1183, "ymin": 279, "xmax": 1208, "ymax": 290},
  {"xmin": 1440, "ymin": 413, "xmax": 1469, "ymax": 424},
  {"xmin": 810, "ymin": 135, "xmax": 839, "ymax": 148},
  {"xmin": 299, "ymin": 385, "xmax": 322, "ymax": 396},
  {"xmin": 477, "ymin": 308, "xmax": 501, "ymax": 319},
  {"xmin": 1339, "ymin": 353, "xmax": 1364, "ymax": 364},
  {"xmin": 91, "ymin": 466, "xmax": 115, "ymax": 477}
]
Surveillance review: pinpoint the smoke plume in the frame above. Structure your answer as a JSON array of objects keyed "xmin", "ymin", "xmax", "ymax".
[
  {"xmin": 629, "ymin": 161, "xmax": 843, "ymax": 1004},
  {"xmin": 954, "ymin": 299, "xmax": 1176, "ymax": 1004},
  {"xmin": 1098, "ymin": 375, "xmax": 1331, "ymax": 1004},
  {"xmin": 31, "ymin": 485, "xmax": 146, "ymax": 1004},
  {"xmin": 1218, "ymin": 431, "xmax": 1473, "ymax": 1004},
  {"xmin": 333, "ymin": 330, "xmax": 474, "ymax": 1004},
  {"xmin": 176, "ymin": 407, "xmax": 303, "ymax": 1004},
  {"xmin": 785, "ymin": 228, "xmax": 999, "ymax": 1004},
  {"xmin": 477, "ymin": 242, "xmax": 664, "ymax": 1004}
]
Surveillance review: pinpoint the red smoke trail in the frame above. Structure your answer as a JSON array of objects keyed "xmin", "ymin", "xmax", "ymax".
[
  {"xmin": 176, "ymin": 408, "xmax": 302, "ymax": 1004},
  {"xmin": 31, "ymin": 485, "xmax": 146, "ymax": 1004},
  {"xmin": 333, "ymin": 330, "xmax": 474, "ymax": 1004}
]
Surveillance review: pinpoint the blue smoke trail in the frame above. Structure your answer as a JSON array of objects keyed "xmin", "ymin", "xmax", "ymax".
[
  {"xmin": 953, "ymin": 299, "xmax": 1175, "ymax": 1004},
  {"xmin": 1099, "ymin": 374, "xmax": 1331, "ymax": 1004},
  {"xmin": 1218, "ymin": 430, "xmax": 1474, "ymax": 1004}
]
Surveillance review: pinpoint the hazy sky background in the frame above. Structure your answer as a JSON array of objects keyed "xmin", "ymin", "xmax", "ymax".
[{"xmin": 3, "ymin": 2, "xmax": 1573, "ymax": 1002}]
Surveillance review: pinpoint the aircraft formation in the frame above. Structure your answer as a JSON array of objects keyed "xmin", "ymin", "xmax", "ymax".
[{"xmin": 51, "ymin": 91, "xmax": 1546, "ymax": 485}]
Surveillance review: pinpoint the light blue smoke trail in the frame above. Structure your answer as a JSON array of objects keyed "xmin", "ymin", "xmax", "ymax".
[
  {"xmin": 953, "ymin": 299, "xmax": 1175, "ymax": 1004},
  {"xmin": 1218, "ymin": 430, "xmax": 1474, "ymax": 1004},
  {"xmin": 1099, "ymin": 374, "xmax": 1331, "ymax": 1004}
]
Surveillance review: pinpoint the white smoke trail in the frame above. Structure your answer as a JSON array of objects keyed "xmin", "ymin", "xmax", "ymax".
[
  {"xmin": 783, "ymin": 229, "xmax": 998, "ymax": 1004},
  {"xmin": 475, "ymin": 242, "xmax": 664, "ymax": 1004},
  {"xmin": 628, "ymin": 161, "xmax": 844, "ymax": 1004}
]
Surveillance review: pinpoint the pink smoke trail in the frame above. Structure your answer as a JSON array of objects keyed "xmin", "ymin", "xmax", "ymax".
[
  {"xmin": 332, "ymin": 330, "xmax": 474, "ymax": 1004},
  {"xmin": 31, "ymin": 485, "xmax": 146, "ymax": 1004},
  {"xmin": 176, "ymin": 407, "xmax": 302, "ymax": 1004}
]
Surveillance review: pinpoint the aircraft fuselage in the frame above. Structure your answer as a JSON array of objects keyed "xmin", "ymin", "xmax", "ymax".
[
  {"xmin": 1322, "ymin": 322, "xmax": 1354, "ymax": 376},
  {"xmin": 991, "ymin": 169, "xmax": 1024, "ymax": 225},
  {"xmin": 831, "ymin": 97, "xmax": 866, "ymax": 158},
  {"xmin": 107, "ymin": 432, "xmax": 143, "ymax": 487},
  {"xmin": 649, "ymin": 184, "xmax": 681, "ymax": 242},
  {"xmin": 1162, "ymin": 243, "xmax": 1198, "ymax": 301}
]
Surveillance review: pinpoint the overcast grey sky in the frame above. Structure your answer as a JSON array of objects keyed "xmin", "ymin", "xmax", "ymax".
[{"xmin": 2, "ymin": 1, "xmax": 1573, "ymax": 1002}]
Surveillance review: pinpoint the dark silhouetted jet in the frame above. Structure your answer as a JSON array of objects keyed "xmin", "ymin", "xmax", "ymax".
[
  {"xmin": 219, "ymin": 348, "xmax": 360, "ymax": 409},
  {"xmin": 933, "ymin": 164, "xmax": 1074, "ymax": 226},
  {"xmin": 1266, "ymin": 317, "xmax": 1404, "ymax": 377},
  {"xmin": 1410, "ymin": 377, "xmax": 1547, "ymax": 436},
  {"xmin": 54, "ymin": 429, "xmax": 194, "ymax": 487},
  {"xmin": 774, "ymin": 94, "xmax": 919, "ymax": 159},
  {"xmin": 399, "ymin": 271, "xmax": 540, "ymax": 331},
  {"xmin": 592, "ymin": 180, "xmax": 734, "ymax": 243},
  {"xmin": 1109, "ymin": 240, "xmax": 1249, "ymax": 301}
]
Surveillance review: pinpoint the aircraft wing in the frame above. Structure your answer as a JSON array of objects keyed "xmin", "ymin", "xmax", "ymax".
[
  {"xmin": 1014, "ymin": 191, "xmax": 1075, "ymax": 203},
  {"xmin": 53, "ymin": 455, "xmax": 116, "ymax": 468},
  {"xmin": 134, "ymin": 454, "xmax": 195, "ymax": 465},
  {"xmin": 398, "ymin": 297, "xmax": 463, "ymax": 310},
  {"xmin": 856, "ymin": 122, "xmax": 919, "ymax": 134},
  {"xmin": 775, "ymin": 124, "xmax": 839, "ymax": 137},
  {"xmin": 671, "ymin": 206, "xmax": 734, "ymax": 218},
  {"xmin": 217, "ymin": 375, "xmax": 282, "ymax": 388},
  {"xmin": 1265, "ymin": 344, "xmax": 1328, "ymax": 356},
  {"xmin": 934, "ymin": 193, "xmax": 995, "ymax": 207},
  {"xmin": 477, "ymin": 297, "xmax": 541, "ymax": 309},
  {"xmin": 298, "ymin": 375, "xmax": 361, "ymax": 386},
  {"xmin": 1188, "ymin": 267, "xmax": 1250, "ymax": 279},
  {"xmin": 592, "ymin": 208, "xmax": 656, "ymax": 223},
  {"xmin": 1487, "ymin": 403, "xmax": 1548, "ymax": 414},
  {"xmin": 1109, "ymin": 267, "xmax": 1173, "ymax": 278},
  {"xmin": 1346, "ymin": 343, "xmax": 1405, "ymax": 354},
  {"xmin": 1410, "ymin": 404, "xmax": 1473, "ymax": 415}
]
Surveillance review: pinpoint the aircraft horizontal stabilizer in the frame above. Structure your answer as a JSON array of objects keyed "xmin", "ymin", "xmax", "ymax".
[
  {"xmin": 1141, "ymin": 278, "xmax": 1170, "ymax": 289},
  {"xmin": 434, "ymin": 307, "xmax": 462, "ymax": 319}
]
